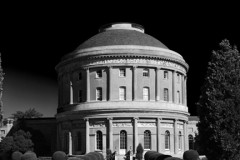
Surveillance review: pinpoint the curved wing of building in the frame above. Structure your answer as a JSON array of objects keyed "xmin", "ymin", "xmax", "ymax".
[{"xmin": 55, "ymin": 23, "xmax": 190, "ymax": 158}]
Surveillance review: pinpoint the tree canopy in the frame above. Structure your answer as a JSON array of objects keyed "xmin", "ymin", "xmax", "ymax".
[
  {"xmin": 11, "ymin": 108, "xmax": 43, "ymax": 119},
  {"xmin": 196, "ymin": 40, "xmax": 240, "ymax": 160},
  {"xmin": 0, "ymin": 130, "xmax": 34, "ymax": 154}
]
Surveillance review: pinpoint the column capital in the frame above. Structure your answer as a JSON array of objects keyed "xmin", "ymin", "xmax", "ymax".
[
  {"xmin": 174, "ymin": 119, "xmax": 179, "ymax": 122},
  {"xmin": 108, "ymin": 66, "xmax": 113, "ymax": 69},
  {"xmin": 155, "ymin": 67, "xmax": 161, "ymax": 70},
  {"xmin": 133, "ymin": 117, "xmax": 139, "ymax": 120},
  {"xmin": 107, "ymin": 117, "xmax": 113, "ymax": 120},
  {"xmin": 83, "ymin": 118, "xmax": 89, "ymax": 121},
  {"xmin": 133, "ymin": 66, "xmax": 138, "ymax": 70}
]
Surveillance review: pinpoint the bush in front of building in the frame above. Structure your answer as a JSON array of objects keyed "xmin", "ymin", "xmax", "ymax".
[
  {"xmin": 144, "ymin": 151, "xmax": 158, "ymax": 160},
  {"xmin": 156, "ymin": 154, "xmax": 172, "ymax": 160},
  {"xmin": 52, "ymin": 151, "xmax": 66, "ymax": 160},
  {"xmin": 165, "ymin": 157, "xmax": 183, "ymax": 160},
  {"xmin": 136, "ymin": 143, "xmax": 144, "ymax": 160},
  {"xmin": 183, "ymin": 150, "xmax": 200, "ymax": 160},
  {"xmin": 11, "ymin": 151, "xmax": 23, "ymax": 160},
  {"xmin": 67, "ymin": 157, "xmax": 83, "ymax": 160},
  {"xmin": 21, "ymin": 151, "xmax": 37, "ymax": 160}
]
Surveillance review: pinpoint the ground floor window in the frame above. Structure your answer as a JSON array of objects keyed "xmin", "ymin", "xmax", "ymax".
[
  {"xmin": 120, "ymin": 130, "xmax": 127, "ymax": 149},
  {"xmin": 144, "ymin": 130, "xmax": 151, "ymax": 149},
  {"xmin": 165, "ymin": 130, "xmax": 170, "ymax": 150},
  {"xmin": 96, "ymin": 131, "xmax": 103, "ymax": 150},
  {"xmin": 189, "ymin": 134, "xmax": 194, "ymax": 149}
]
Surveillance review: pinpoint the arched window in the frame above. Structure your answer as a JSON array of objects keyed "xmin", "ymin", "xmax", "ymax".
[
  {"xmin": 164, "ymin": 88, "xmax": 169, "ymax": 101},
  {"xmin": 64, "ymin": 132, "xmax": 69, "ymax": 151},
  {"xmin": 119, "ymin": 87, "xmax": 126, "ymax": 100},
  {"xmin": 189, "ymin": 134, "xmax": 194, "ymax": 149},
  {"xmin": 165, "ymin": 130, "xmax": 170, "ymax": 150},
  {"xmin": 120, "ymin": 130, "xmax": 127, "ymax": 149},
  {"xmin": 144, "ymin": 130, "xmax": 151, "ymax": 149},
  {"xmin": 96, "ymin": 88, "xmax": 102, "ymax": 101},
  {"xmin": 143, "ymin": 87, "xmax": 149, "ymax": 101},
  {"xmin": 96, "ymin": 131, "xmax": 103, "ymax": 150},
  {"xmin": 77, "ymin": 132, "xmax": 81, "ymax": 151},
  {"xmin": 179, "ymin": 131, "xmax": 182, "ymax": 150},
  {"xmin": 177, "ymin": 91, "xmax": 180, "ymax": 104}
]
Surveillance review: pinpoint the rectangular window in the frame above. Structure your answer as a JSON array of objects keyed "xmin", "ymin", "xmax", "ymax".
[
  {"xmin": 143, "ymin": 87, "xmax": 149, "ymax": 101},
  {"xmin": 177, "ymin": 73, "xmax": 180, "ymax": 83},
  {"xmin": 177, "ymin": 91, "xmax": 180, "ymax": 103},
  {"xmin": 78, "ymin": 90, "xmax": 82, "ymax": 102},
  {"xmin": 119, "ymin": 87, "xmax": 126, "ymax": 100},
  {"xmin": 119, "ymin": 69, "xmax": 126, "ymax": 77},
  {"xmin": 143, "ymin": 69, "xmax": 149, "ymax": 77},
  {"xmin": 78, "ymin": 72, "xmax": 82, "ymax": 80},
  {"xmin": 96, "ymin": 88, "xmax": 102, "ymax": 101},
  {"xmin": 96, "ymin": 70, "xmax": 102, "ymax": 78},
  {"xmin": 164, "ymin": 88, "xmax": 169, "ymax": 101},
  {"xmin": 164, "ymin": 71, "xmax": 168, "ymax": 79}
]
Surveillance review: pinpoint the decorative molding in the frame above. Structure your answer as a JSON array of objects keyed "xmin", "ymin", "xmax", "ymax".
[
  {"xmin": 113, "ymin": 122, "xmax": 132, "ymax": 127},
  {"xmin": 62, "ymin": 122, "xmax": 72, "ymax": 130},
  {"xmin": 90, "ymin": 122, "xmax": 106, "ymax": 128},
  {"xmin": 138, "ymin": 122, "xmax": 156, "ymax": 127},
  {"xmin": 72, "ymin": 123, "xmax": 85, "ymax": 128},
  {"xmin": 161, "ymin": 123, "xmax": 173, "ymax": 128},
  {"xmin": 177, "ymin": 124, "xmax": 183, "ymax": 129}
]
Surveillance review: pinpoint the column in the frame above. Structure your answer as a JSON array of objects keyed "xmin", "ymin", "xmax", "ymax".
[
  {"xmin": 58, "ymin": 123, "xmax": 62, "ymax": 150},
  {"xmin": 69, "ymin": 131, "xmax": 72, "ymax": 155},
  {"xmin": 174, "ymin": 119, "xmax": 178, "ymax": 154},
  {"xmin": 133, "ymin": 117, "xmax": 138, "ymax": 153},
  {"xmin": 86, "ymin": 68, "xmax": 90, "ymax": 102},
  {"xmin": 181, "ymin": 74, "xmax": 185, "ymax": 105},
  {"xmin": 185, "ymin": 77, "xmax": 187, "ymax": 106},
  {"xmin": 108, "ymin": 117, "xmax": 113, "ymax": 151},
  {"xmin": 157, "ymin": 118, "xmax": 162, "ymax": 152},
  {"xmin": 172, "ymin": 71, "xmax": 176, "ymax": 103},
  {"xmin": 184, "ymin": 121, "xmax": 188, "ymax": 151},
  {"xmin": 156, "ymin": 68, "xmax": 160, "ymax": 101},
  {"xmin": 133, "ymin": 66, "xmax": 137, "ymax": 101},
  {"xmin": 70, "ymin": 81, "xmax": 73, "ymax": 104},
  {"xmin": 85, "ymin": 118, "xmax": 90, "ymax": 153},
  {"xmin": 108, "ymin": 66, "xmax": 112, "ymax": 101}
]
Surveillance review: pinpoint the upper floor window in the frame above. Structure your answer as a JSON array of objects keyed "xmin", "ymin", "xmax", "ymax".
[
  {"xmin": 96, "ymin": 88, "xmax": 102, "ymax": 101},
  {"xmin": 177, "ymin": 73, "xmax": 180, "ymax": 83},
  {"xmin": 177, "ymin": 91, "xmax": 180, "ymax": 104},
  {"xmin": 164, "ymin": 71, "xmax": 168, "ymax": 79},
  {"xmin": 164, "ymin": 88, "xmax": 169, "ymax": 101},
  {"xmin": 96, "ymin": 70, "xmax": 102, "ymax": 78},
  {"xmin": 119, "ymin": 69, "xmax": 126, "ymax": 77},
  {"xmin": 77, "ymin": 132, "xmax": 82, "ymax": 151},
  {"xmin": 96, "ymin": 131, "xmax": 103, "ymax": 150},
  {"xmin": 78, "ymin": 90, "xmax": 82, "ymax": 102},
  {"xmin": 144, "ymin": 130, "xmax": 151, "ymax": 149},
  {"xmin": 78, "ymin": 72, "xmax": 82, "ymax": 80},
  {"xmin": 119, "ymin": 87, "xmax": 126, "ymax": 100},
  {"xmin": 143, "ymin": 87, "xmax": 149, "ymax": 101},
  {"xmin": 143, "ymin": 69, "xmax": 149, "ymax": 77},
  {"xmin": 165, "ymin": 130, "xmax": 170, "ymax": 150},
  {"xmin": 179, "ymin": 131, "xmax": 182, "ymax": 150}
]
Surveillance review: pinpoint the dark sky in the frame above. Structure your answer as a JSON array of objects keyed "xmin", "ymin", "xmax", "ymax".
[{"xmin": 0, "ymin": 3, "xmax": 239, "ymax": 118}]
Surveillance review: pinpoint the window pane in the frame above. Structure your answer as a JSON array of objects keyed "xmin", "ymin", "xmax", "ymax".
[
  {"xmin": 119, "ymin": 87, "xmax": 126, "ymax": 100},
  {"xmin": 143, "ymin": 69, "xmax": 149, "ymax": 77},
  {"xmin": 96, "ymin": 131, "xmax": 103, "ymax": 150},
  {"xmin": 119, "ymin": 69, "xmax": 126, "ymax": 77},
  {"xmin": 165, "ymin": 131, "xmax": 170, "ymax": 150},
  {"xmin": 143, "ymin": 87, "xmax": 149, "ymax": 101},
  {"xmin": 189, "ymin": 135, "xmax": 194, "ymax": 149},
  {"xmin": 164, "ymin": 71, "xmax": 168, "ymax": 79},
  {"xmin": 164, "ymin": 89, "xmax": 168, "ymax": 101},
  {"xmin": 120, "ymin": 131, "xmax": 127, "ymax": 149},
  {"xmin": 179, "ymin": 131, "xmax": 181, "ymax": 150},
  {"xmin": 144, "ymin": 130, "xmax": 151, "ymax": 149},
  {"xmin": 96, "ymin": 88, "xmax": 102, "ymax": 101},
  {"xmin": 96, "ymin": 70, "xmax": 102, "ymax": 78}
]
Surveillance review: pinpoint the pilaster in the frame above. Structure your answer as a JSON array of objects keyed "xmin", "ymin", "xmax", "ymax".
[
  {"xmin": 108, "ymin": 66, "xmax": 112, "ymax": 101},
  {"xmin": 84, "ymin": 118, "xmax": 90, "ymax": 153},
  {"xmin": 157, "ymin": 118, "xmax": 162, "ymax": 152},
  {"xmin": 133, "ymin": 117, "xmax": 139, "ymax": 153},
  {"xmin": 156, "ymin": 67, "xmax": 160, "ymax": 101},
  {"xmin": 108, "ymin": 117, "xmax": 113, "ymax": 151},
  {"xmin": 86, "ymin": 68, "xmax": 90, "ymax": 102},
  {"xmin": 133, "ymin": 66, "xmax": 137, "ymax": 101},
  {"xmin": 174, "ymin": 119, "xmax": 178, "ymax": 154}
]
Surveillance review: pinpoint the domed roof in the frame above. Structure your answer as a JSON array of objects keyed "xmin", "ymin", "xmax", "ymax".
[{"xmin": 75, "ymin": 28, "xmax": 168, "ymax": 51}]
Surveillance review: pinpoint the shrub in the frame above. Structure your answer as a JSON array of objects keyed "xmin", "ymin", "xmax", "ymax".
[
  {"xmin": 156, "ymin": 155, "xmax": 172, "ymax": 160},
  {"xmin": 144, "ymin": 151, "xmax": 158, "ymax": 160},
  {"xmin": 149, "ymin": 152, "xmax": 164, "ymax": 160},
  {"xmin": 11, "ymin": 151, "xmax": 23, "ymax": 160},
  {"xmin": 52, "ymin": 151, "xmax": 66, "ymax": 160},
  {"xmin": 183, "ymin": 150, "xmax": 200, "ymax": 160},
  {"xmin": 165, "ymin": 157, "xmax": 183, "ymax": 160},
  {"xmin": 92, "ymin": 152, "xmax": 104, "ymax": 160},
  {"xmin": 136, "ymin": 143, "xmax": 144, "ymax": 160},
  {"xmin": 67, "ymin": 157, "xmax": 83, "ymax": 160},
  {"xmin": 86, "ymin": 153, "xmax": 98, "ymax": 160},
  {"xmin": 21, "ymin": 151, "xmax": 37, "ymax": 160},
  {"xmin": 106, "ymin": 149, "xmax": 113, "ymax": 160}
]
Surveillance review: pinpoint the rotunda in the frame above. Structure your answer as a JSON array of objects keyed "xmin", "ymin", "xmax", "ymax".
[{"xmin": 55, "ymin": 23, "xmax": 189, "ymax": 158}]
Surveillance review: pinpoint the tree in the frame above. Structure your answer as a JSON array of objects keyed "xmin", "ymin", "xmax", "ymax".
[
  {"xmin": 196, "ymin": 39, "xmax": 240, "ymax": 160},
  {"xmin": 0, "ymin": 130, "xmax": 34, "ymax": 154},
  {"xmin": 12, "ymin": 108, "xmax": 43, "ymax": 119}
]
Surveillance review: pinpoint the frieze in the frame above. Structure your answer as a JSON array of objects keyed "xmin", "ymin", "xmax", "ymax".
[
  {"xmin": 161, "ymin": 123, "xmax": 173, "ymax": 128},
  {"xmin": 138, "ymin": 122, "xmax": 156, "ymax": 127},
  {"xmin": 177, "ymin": 124, "xmax": 183, "ymax": 129},
  {"xmin": 60, "ymin": 58, "xmax": 186, "ymax": 74},
  {"xmin": 90, "ymin": 122, "xmax": 106, "ymax": 128},
  {"xmin": 72, "ymin": 123, "xmax": 85, "ymax": 128},
  {"xmin": 113, "ymin": 123, "xmax": 132, "ymax": 127},
  {"xmin": 62, "ymin": 122, "xmax": 72, "ymax": 130}
]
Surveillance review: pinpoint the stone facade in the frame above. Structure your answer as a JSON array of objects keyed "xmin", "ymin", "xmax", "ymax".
[{"xmin": 55, "ymin": 23, "xmax": 193, "ymax": 158}]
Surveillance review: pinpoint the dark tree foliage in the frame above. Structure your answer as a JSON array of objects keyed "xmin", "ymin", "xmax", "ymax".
[
  {"xmin": 196, "ymin": 40, "xmax": 240, "ymax": 160},
  {"xmin": 0, "ymin": 130, "xmax": 34, "ymax": 154},
  {"xmin": 12, "ymin": 108, "xmax": 43, "ymax": 119}
]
